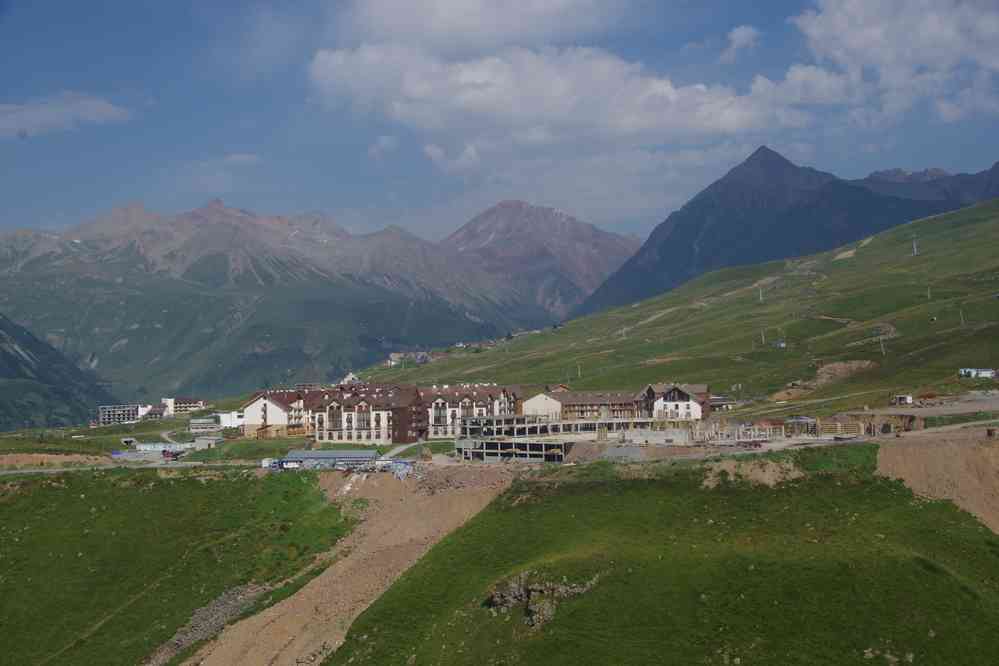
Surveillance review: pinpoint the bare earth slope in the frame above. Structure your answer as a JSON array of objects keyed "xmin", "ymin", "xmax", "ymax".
[
  {"xmin": 187, "ymin": 466, "xmax": 513, "ymax": 666},
  {"xmin": 878, "ymin": 429, "xmax": 999, "ymax": 532}
]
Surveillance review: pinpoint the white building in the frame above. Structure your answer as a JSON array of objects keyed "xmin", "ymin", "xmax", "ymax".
[
  {"xmin": 96, "ymin": 403, "xmax": 155, "ymax": 426},
  {"xmin": 161, "ymin": 397, "xmax": 207, "ymax": 417},
  {"xmin": 242, "ymin": 391, "xmax": 293, "ymax": 436},
  {"xmin": 649, "ymin": 384, "xmax": 709, "ymax": 421},
  {"xmin": 960, "ymin": 368, "xmax": 996, "ymax": 379},
  {"xmin": 421, "ymin": 385, "xmax": 522, "ymax": 439},
  {"xmin": 522, "ymin": 391, "xmax": 640, "ymax": 421},
  {"xmin": 522, "ymin": 393, "xmax": 564, "ymax": 420},
  {"xmin": 217, "ymin": 410, "xmax": 245, "ymax": 429}
]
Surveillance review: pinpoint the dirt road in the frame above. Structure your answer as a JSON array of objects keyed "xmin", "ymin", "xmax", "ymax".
[{"xmin": 186, "ymin": 465, "xmax": 514, "ymax": 666}]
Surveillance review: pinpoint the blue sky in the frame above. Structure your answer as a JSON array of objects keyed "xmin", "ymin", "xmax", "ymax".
[{"xmin": 2, "ymin": 0, "xmax": 998, "ymax": 238}]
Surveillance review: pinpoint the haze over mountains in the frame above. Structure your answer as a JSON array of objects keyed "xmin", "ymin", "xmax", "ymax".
[
  {"xmin": 447, "ymin": 201, "xmax": 640, "ymax": 319},
  {"xmin": 0, "ymin": 200, "xmax": 635, "ymax": 401},
  {"xmin": 0, "ymin": 312, "xmax": 113, "ymax": 430},
  {"xmin": 576, "ymin": 147, "xmax": 999, "ymax": 316}
]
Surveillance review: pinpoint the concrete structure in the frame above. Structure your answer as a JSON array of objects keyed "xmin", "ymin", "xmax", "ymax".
[
  {"xmin": 97, "ymin": 403, "xmax": 153, "ymax": 426},
  {"xmin": 456, "ymin": 438, "xmax": 571, "ymax": 463},
  {"xmin": 161, "ymin": 396, "xmax": 206, "ymax": 417},
  {"xmin": 460, "ymin": 414, "xmax": 658, "ymax": 440},
  {"xmin": 194, "ymin": 436, "xmax": 223, "ymax": 449},
  {"xmin": 189, "ymin": 417, "xmax": 222, "ymax": 434}
]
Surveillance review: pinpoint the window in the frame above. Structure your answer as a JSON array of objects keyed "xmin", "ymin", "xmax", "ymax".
[{"xmin": 375, "ymin": 413, "xmax": 381, "ymax": 431}]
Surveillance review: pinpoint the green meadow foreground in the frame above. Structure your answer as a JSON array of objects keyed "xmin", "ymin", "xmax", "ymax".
[
  {"xmin": 5, "ymin": 441, "xmax": 999, "ymax": 665},
  {"xmin": 329, "ymin": 445, "xmax": 999, "ymax": 666},
  {"xmin": 0, "ymin": 469, "xmax": 349, "ymax": 665}
]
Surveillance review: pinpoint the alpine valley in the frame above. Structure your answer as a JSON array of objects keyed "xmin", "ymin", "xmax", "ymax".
[{"xmin": 0, "ymin": 200, "xmax": 638, "ymax": 401}]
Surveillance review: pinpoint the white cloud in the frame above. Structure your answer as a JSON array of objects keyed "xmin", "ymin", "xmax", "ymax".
[
  {"xmin": 304, "ymin": 0, "xmax": 999, "ymax": 237},
  {"xmin": 792, "ymin": 0, "xmax": 999, "ymax": 122},
  {"xmin": 719, "ymin": 25, "xmax": 760, "ymax": 64},
  {"xmin": 751, "ymin": 64, "xmax": 856, "ymax": 106},
  {"xmin": 368, "ymin": 135, "xmax": 399, "ymax": 159},
  {"xmin": 423, "ymin": 142, "xmax": 481, "ymax": 172},
  {"xmin": 0, "ymin": 92, "xmax": 130, "ymax": 139},
  {"xmin": 310, "ymin": 44, "xmax": 797, "ymax": 152},
  {"xmin": 340, "ymin": 0, "xmax": 631, "ymax": 55}
]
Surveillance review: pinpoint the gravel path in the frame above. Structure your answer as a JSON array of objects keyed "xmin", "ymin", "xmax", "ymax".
[{"xmin": 185, "ymin": 465, "xmax": 514, "ymax": 666}]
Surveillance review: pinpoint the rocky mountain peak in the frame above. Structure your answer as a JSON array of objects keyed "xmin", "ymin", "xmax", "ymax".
[{"xmin": 868, "ymin": 168, "xmax": 952, "ymax": 183}]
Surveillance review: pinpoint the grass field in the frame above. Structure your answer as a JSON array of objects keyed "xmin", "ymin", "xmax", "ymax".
[
  {"xmin": 365, "ymin": 200, "xmax": 999, "ymax": 414},
  {"xmin": 924, "ymin": 411, "xmax": 999, "ymax": 428},
  {"xmin": 393, "ymin": 441, "xmax": 457, "ymax": 459},
  {"xmin": 184, "ymin": 438, "xmax": 394, "ymax": 462},
  {"xmin": 328, "ymin": 444, "xmax": 999, "ymax": 665},
  {"xmin": 0, "ymin": 418, "xmax": 189, "ymax": 457},
  {"xmin": 183, "ymin": 437, "xmax": 310, "ymax": 462},
  {"xmin": 0, "ymin": 468, "xmax": 350, "ymax": 665}
]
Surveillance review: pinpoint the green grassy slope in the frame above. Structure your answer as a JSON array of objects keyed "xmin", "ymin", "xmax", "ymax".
[
  {"xmin": 0, "ymin": 312, "xmax": 115, "ymax": 431},
  {"xmin": 366, "ymin": 200, "xmax": 999, "ymax": 412},
  {"xmin": 0, "ymin": 268, "xmax": 508, "ymax": 402},
  {"xmin": 328, "ymin": 445, "xmax": 999, "ymax": 665},
  {"xmin": 0, "ymin": 417, "xmax": 190, "ymax": 457},
  {"xmin": 0, "ymin": 469, "xmax": 350, "ymax": 665}
]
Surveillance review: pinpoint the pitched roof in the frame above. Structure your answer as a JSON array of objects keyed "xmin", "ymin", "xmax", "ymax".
[
  {"xmin": 419, "ymin": 384, "xmax": 521, "ymax": 403},
  {"xmin": 544, "ymin": 391, "xmax": 638, "ymax": 406},
  {"xmin": 647, "ymin": 383, "xmax": 710, "ymax": 399}
]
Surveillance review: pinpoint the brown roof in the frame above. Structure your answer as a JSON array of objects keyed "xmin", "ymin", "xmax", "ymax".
[
  {"xmin": 419, "ymin": 384, "xmax": 521, "ymax": 403},
  {"xmin": 332, "ymin": 385, "xmax": 422, "ymax": 410},
  {"xmin": 545, "ymin": 391, "xmax": 638, "ymax": 406},
  {"xmin": 647, "ymin": 383, "xmax": 710, "ymax": 399}
]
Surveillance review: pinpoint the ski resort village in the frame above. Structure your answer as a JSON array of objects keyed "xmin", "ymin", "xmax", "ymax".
[{"xmin": 89, "ymin": 367, "xmax": 999, "ymax": 469}]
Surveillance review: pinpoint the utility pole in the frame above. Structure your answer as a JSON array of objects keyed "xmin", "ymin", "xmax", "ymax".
[
  {"xmin": 577, "ymin": 363, "xmax": 581, "ymax": 379},
  {"xmin": 912, "ymin": 235, "xmax": 919, "ymax": 257},
  {"xmin": 761, "ymin": 329, "xmax": 766, "ymax": 346},
  {"xmin": 759, "ymin": 287, "xmax": 763, "ymax": 303},
  {"xmin": 960, "ymin": 309, "xmax": 966, "ymax": 328},
  {"xmin": 880, "ymin": 337, "xmax": 886, "ymax": 357}
]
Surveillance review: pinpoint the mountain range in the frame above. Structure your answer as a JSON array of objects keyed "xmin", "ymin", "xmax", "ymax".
[
  {"xmin": 0, "ymin": 311, "xmax": 114, "ymax": 430},
  {"xmin": 576, "ymin": 147, "xmax": 999, "ymax": 316},
  {"xmin": 367, "ymin": 199, "xmax": 999, "ymax": 408},
  {"xmin": 0, "ymin": 200, "xmax": 636, "ymax": 401}
]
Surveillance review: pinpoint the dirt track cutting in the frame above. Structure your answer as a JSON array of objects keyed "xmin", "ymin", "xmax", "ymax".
[{"xmin": 185, "ymin": 465, "xmax": 514, "ymax": 666}]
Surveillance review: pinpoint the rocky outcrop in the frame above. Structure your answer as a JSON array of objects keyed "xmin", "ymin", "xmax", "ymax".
[{"xmin": 487, "ymin": 570, "xmax": 602, "ymax": 628}]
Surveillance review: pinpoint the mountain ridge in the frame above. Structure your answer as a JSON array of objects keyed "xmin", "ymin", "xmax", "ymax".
[
  {"xmin": 0, "ymin": 311, "xmax": 115, "ymax": 430},
  {"xmin": 576, "ymin": 147, "xmax": 998, "ymax": 317},
  {"xmin": 0, "ymin": 198, "xmax": 636, "ymax": 400}
]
